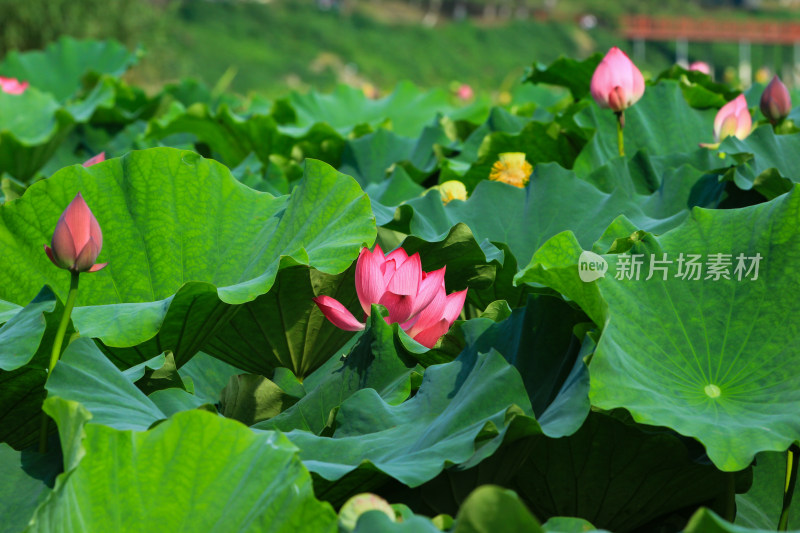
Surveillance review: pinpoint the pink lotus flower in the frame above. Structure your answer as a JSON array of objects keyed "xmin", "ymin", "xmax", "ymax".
[
  {"xmin": 590, "ymin": 47, "xmax": 645, "ymax": 112},
  {"xmin": 0, "ymin": 76, "xmax": 29, "ymax": 95},
  {"xmin": 44, "ymin": 193, "xmax": 107, "ymax": 273},
  {"xmin": 456, "ymin": 84, "xmax": 474, "ymax": 101},
  {"xmin": 313, "ymin": 245, "xmax": 467, "ymax": 348},
  {"xmin": 83, "ymin": 152, "xmax": 106, "ymax": 167},
  {"xmin": 760, "ymin": 75, "xmax": 791, "ymax": 125},
  {"xmin": 688, "ymin": 61, "xmax": 711, "ymax": 75},
  {"xmin": 713, "ymin": 94, "xmax": 752, "ymax": 142}
]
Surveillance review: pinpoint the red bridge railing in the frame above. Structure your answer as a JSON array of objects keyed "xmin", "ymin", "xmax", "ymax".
[{"xmin": 621, "ymin": 15, "xmax": 800, "ymax": 45}]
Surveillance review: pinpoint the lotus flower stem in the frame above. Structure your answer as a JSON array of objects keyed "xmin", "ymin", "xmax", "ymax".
[
  {"xmin": 615, "ymin": 112, "xmax": 625, "ymax": 157},
  {"xmin": 38, "ymin": 271, "xmax": 80, "ymax": 453},
  {"xmin": 779, "ymin": 445, "xmax": 800, "ymax": 531}
]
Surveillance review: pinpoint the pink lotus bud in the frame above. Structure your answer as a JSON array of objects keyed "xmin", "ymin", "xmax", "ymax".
[
  {"xmin": 688, "ymin": 61, "xmax": 711, "ymax": 75},
  {"xmin": 590, "ymin": 47, "xmax": 645, "ymax": 112},
  {"xmin": 0, "ymin": 76, "xmax": 29, "ymax": 95},
  {"xmin": 456, "ymin": 84, "xmax": 474, "ymax": 101},
  {"xmin": 83, "ymin": 152, "xmax": 106, "ymax": 167},
  {"xmin": 713, "ymin": 94, "xmax": 752, "ymax": 142},
  {"xmin": 313, "ymin": 245, "xmax": 466, "ymax": 348},
  {"xmin": 44, "ymin": 193, "xmax": 108, "ymax": 273},
  {"xmin": 760, "ymin": 75, "xmax": 792, "ymax": 125}
]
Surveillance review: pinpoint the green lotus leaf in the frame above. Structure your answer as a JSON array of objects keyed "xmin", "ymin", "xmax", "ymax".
[
  {"xmin": 396, "ymin": 163, "xmax": 682, "ymax": 272},
  {"xmin": 26, "ymin": 399, "xmax": 337, "ymax": 532},
  {"xmin": 255, "ymin": 310, "xmax": 421, "ymax": 435},
  {"xmin": 0, "ymin": 148, "xmax": 375, "ymax": 367},
  {"xmin": 339, "ymin": 129, "xmax": 418, "ymax": 186},
  {"xmin": 572, "ymin": 81, "xmax": 717, "ymax": 176},
  {"xmin": 683, "ymin": 508, "xmax": 799, "ymax": 533},
  {"xmin": 203, "ymin": 264, "xmax": 362, "ymax": 378},
  {"xmin": 716, "ymin": 126, "xmax": 800, "ymax": 199},
  {"xmin": 460, "ymin": 294, "xmax": 591, "ymax": 438},
  {"xmin": 0, "ymin": 444, "xmax": 52, "ymax": 533},
  {"xmin": 735, "ymin": 451, "xmax": 800, "ymax": 530},
  {"xmin": 519, "ymin": 185, "xmax": 800, "ymax": 470},
  {"xmin": 510, "ymin": 412, "xmax": 750, "ymax": 532},
  {"xmin": 655, "ymin": 66, "xmax": 739, "ymax": 109},
  {"xmin": 177, "ymin": 351, "xmax": 247, "ymax": 405},
  {"xmin": 524, "ymin": 54, "xmax": 602, "ymax": 100},
  {"xmin": 452, "ymin": 121, "xmax": 585, "ymax": 192},
  {"xmin": 0, "ymin": 287, "xmax": 75, "ymax": 449},
  {"xmin": 46, "ymin": 338, "xmax": 206, "ymax": 432},
  {"xmin": 282, "ymin": 81, "xmax": 465, "ymax": 137},
  {"xmin": 0, "ymin": 37, "xmax": 139, "ymax": 102},
  {"xmin": 280, "ymin": 345, "xmax": 539, "ymax": 489},
  {"xmin": 452, "ymin": 485, "xmax": 543, "ymax": 533}
]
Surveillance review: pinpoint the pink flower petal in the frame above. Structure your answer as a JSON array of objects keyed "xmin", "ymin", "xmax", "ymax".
[
  {"xmin": 411, "ymin": 319, "xmax": 451, "ymax": 349},
  {"xmin": 51, "ymin": 213, "xmax": 77, "ymax": 268},
  {"xmin": 378, "ymin": 291, "xmax": 415, "ymax": 325},
  {"xmin": 405, "ymin": 286, "xmax": 447, "ymax": 338},
  {"xmin": 355, "ymin": 246, "xmax": 385, "ymax": 316},
  {"xmin": 87, "ymin": 262, "xmax": 108, "ymax": 272},
  {"xmin": 83, "ymin": 152, "xmax": 106, "ymax": 167},
  {"xmin": 385, "ymin": 247, "xmax": 408, "ymax": 268},
  {"xmin": 74, "ymin": 237, "xmax": 101, "ymax": 272},
  {"xmin": 62, "ymin": 193, "xmax": 95, "ymax": 253},
  {"xmin": 386, "ymin": 253, "xmax": 421, "ymax": 296},
  {"xmin": 409, "ymin": 266, "xmax": 446, "ymax": 318},
  {"xmin": 313, "ymin": 295, "xmax": 365, "ymax": 331},
  {"xmin": 44, "ymin": 245, "xmax": 61, "ymax": 268},
  {"xmin": 442, "ymin": 289, "xmax": 468, "ymax": 324}
]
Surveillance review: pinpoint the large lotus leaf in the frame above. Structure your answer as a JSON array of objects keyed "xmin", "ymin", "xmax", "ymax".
[
  {"xmin": 715, "ymin": 126, "xmax": 800, "ymax": 199},
  {"xmin": 0, "ymin": 287, "xmax": 75, "ymax": 449},
  {"xmin": 459, "ymin": 294, "xmax": 590, "ymax": 438},
  {"xmin": 352, "ymin": 512, "xmax": 441, "ymax": 533},
  {"xmin": 26, "ymin": 399, "xmax": 337, "ymax": 532},
  {"xmin": 395, "ymin": 163, "xmax": 682, "ymax": 271},
  {"xmin": 683, "ymin": 508, "xmax": 800, "ymax": 533},
  {"xmin": 0, "ymin": 89, "xmax": 74, "ymax": 181},
  {"xmin": 0, "ymin": 286, "xmax": 61, "ymax": 372},
  {"xmin": 45, "ymin": 338, "xmax": 206, "ymax": 432},
  {"xmin": 178, "ymin": 351, "xmax": 245, "ymax": 405},
  {"xmin": 339, "ymin": 129, "xmax": 418, "ymax": 186},
  {"xmin": 0, "ymin": 148, "xmax": 375, "ymax": 367},
  {"xmin": 279, "ymin": 345, "xmax": 539, "ymax": 489},
  {"xmin": 146, "ymin": 102, "xmax": 299, "ymax": 168},
  {"xmin": 735, "ymin": 451, "xmax": 800, "ymax": 530},
  {"xmin": 524, "ymin": 54, "xmax": 602, "ymax": 100},
  {"xmin": 203, "ymin": 264, "xmax": 362, "ymax": 378},
  {"xmin": 452, "ymin": 485, "xmax": 543, "ymax": 533},
  {"xmin": 572, "ymin": 81, "xmax": 717, "ymax": 176},
  {"xmin": 0, "ymin": 37, "xmax": 139, "ymax": 102},
  {"xmin": 255, "ymin": 310, "xmax": 421, "ymax": 435},
  {"xmin": 282, "ymin": 81, "xmax": 461, "ymax": 137},
  {"xmin": 655, "ymin": 66, "xmax": 739, "ymax": 109},
  {"xmin": 519, "ymin": 186, "xmax": 800, "ymax": 470},
  {"xmin": 0, "ymin": 444, "xmax": 52, "ymax": 533},
  {"xmin": 509, "ymin": 412, "xmax": 749, "ymax": 532}
]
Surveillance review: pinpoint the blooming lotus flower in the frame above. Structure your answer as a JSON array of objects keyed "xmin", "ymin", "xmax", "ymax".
[
  {"xmin": 44, "ymin": 193, "xmax": 107, "ymax": 273},
  {"xmin": 689, "ymin": 61, "xmax": 711, "ymax": 75},
  {"xmin": 489, "ymin": 152, "xmax": 532, "ymax": 188},
  {"xmin": 438, "ymin": 180, "xmax": 467, "ymax": 204},
  {"xmin": 313, "ymin": 245, "xmax": 467, "ymax": 348},
  {"xmin": 0, "ymin": 76, "xmax": 29, "ymax": 95},
  {"xmin": 760, "ymin": 75, "xmax": 791, "ymax": 125},
  {"xmin": 590, "ymin": 47, "xmax": 645, "ymax": 112},
  {"xmin": 83, "ymin": 152, "xmax": 106, "ymax": 167}
]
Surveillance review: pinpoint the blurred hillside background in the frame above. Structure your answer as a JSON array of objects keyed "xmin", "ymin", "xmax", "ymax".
[{"xmin": 1, "ymin": 0, "xmax": 800, "ymax": 99}]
